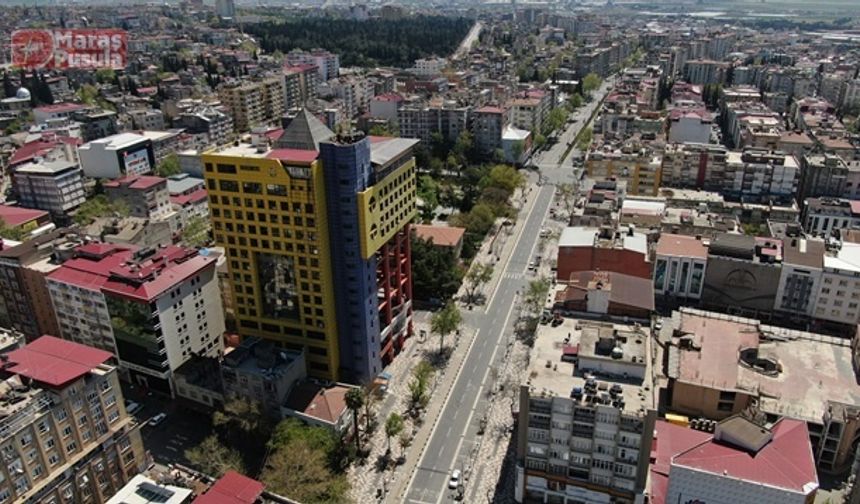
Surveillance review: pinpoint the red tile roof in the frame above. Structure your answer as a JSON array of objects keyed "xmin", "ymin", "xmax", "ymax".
[
  {"xmin": 103, "ymin": 174, "xmax": 165, "ymax": 190},
  {"xmin": 194, "ymin": 471, "xmax": 265, "ymax": 504},
  {"xmin": 33, "ymin": 102, "xmax": 86, "ymax": 114},
  {"xmin": 656, "ymin": 234, "xmax": 708, "ymax": 260},
  {"xmin": 266, "ymin": 148, "xmax": 319, "ymax": 164},
  {"xmin": 9, "ymin": 137, "xmax": 82, "ymax": 166},
  {"xmin": 5, "ymin": 335, "xmax": 113, "ymax": 387},
  {"xmin": 284, "ymin": 382, "xmax": 349, "ymax": 425},
  {"xmin": 170, "ymin": 187, "xmax": 208, "ymax": 207},
  {"xmin": 374, "ymin": 93, "xmax": 404, "ymax": 102},
  {"xmin": 413, "ymin": 224, "xmax": 466, "ymax": 248},
  {"xmin": 48, "ymin": 243, "xmax": 215, "ymax": 302},
  {"xmin": 0, "ymin": 204, "xmax": 49, "ymax": 228},
  {"xmin": 475, "ymin": 105, "xmax": 505, "ymax": 114},
  {"xmin": 672, "ymin": 418, "xmax": 817, "ymax": 493},
  {"xmin": 649, "ymin": 420, "xmax": 711, "ymax": 504}
]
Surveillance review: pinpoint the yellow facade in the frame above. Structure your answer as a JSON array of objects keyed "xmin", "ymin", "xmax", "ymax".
[
  {"xmin": 202, "ymin": 152, "xmax": 340, "ymax": 380},
  {"xmin": 585, "ymin": 155, "xmax": 663, "ymax": 196},
  {"xmin": 357, "ymin": 159, "xmax": 418, "ymax": 259}
]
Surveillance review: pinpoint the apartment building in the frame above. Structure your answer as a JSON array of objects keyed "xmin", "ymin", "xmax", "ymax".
[
  {"xmin": 396, "ymin": 100, "xmax": 469, "ymax": 144},
  {"xmin": 660, "ymin": 142, "xmax": 727, "ymax": 190},
  {"xmin": 665, "ymin": 308, "xmax": 860, "ymax": 474},
  {"xmin": 286, "ymin": 49, "xmax": 340, "ymax": 81},
  {"xmin": 472, "ymin": 106, "xmax": 509, "ymax": 158},
  {"xmin": 0, "ymin": 336, "xmax": 147, "ymax": 504},
  {"xmin": 202, "ymin": 110, "xmax": 417, "ymax": 383},
  {"xmin": 104, "ymin": 175, "xmax": 176, "ymax": 226},
  {"xmin": 803, "ymin": 198, "xmax": 860, "ymax": 237},
  {"xmin": 219, "ymin": 76, "xmax": 287, "ymax": 133},
  {"xmin": 653, "ymin": 233, "xmax": 708, "ymax": 301},
  {"xmin": 516, "ymin": 318, "xmax": 656, "ymax": 504},
  {"xmin": 70, "ymin": 109, "xmax": 118, "ymax": 142},
  {"xmin": 127, "ymin": 109, "xmax": 165, "ymax": 131},
  {"xmin": 167, "ymin": 174, "xmax": 208, "ymax": 230},
  {"xmin": 47, "ymin": 243, "xmax": 225, "ymax": 395},
  {"xmin": 283, "ymin": 64, "xmax": 320, "ymax": 110},
  {"xmin": 174, "ymin": 107, "xmax": 234, "ymax": 148},
  {"xmin": 585, "ymin": 149, "xmax": 663, "ymax": 196},
  {"xmin": 13, "ymin": 158, "xmax": 86, "ymax": 216},
  {"xmin": 0, "ymin": 229, "xmax": 81, "ymax": 339},
  {"xmin": 812, "ymin": 242, "xmax": 860, "ymax": 326},
  {"xmin": 654, "ymin": 417, "xmax": 818, "ymax": 504},
  {"xmin": 798, "ymin": 153, "xmax": 852, "ymax": 203},
  {"xmin": 774, "ymin": 237, "xmax": 824, "ymax": 318},
  {"xmin": 719, "ymin": 150, "xmax": 799, "ymax": 204}
]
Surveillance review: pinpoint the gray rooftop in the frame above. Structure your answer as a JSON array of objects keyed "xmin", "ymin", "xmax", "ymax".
[
  {"xmin": 275, "ymin": 109, "xmax": 334, "ymax": 151},
  {"xmin": 370, "ymin": 137, "xmax": 420, "ymax": 167},
  {"xmin": 527, "ymin": 317, "xmax": 655, "ymax": 416},
  {"xmin": 166, "ymin": 173, "xmax": 204, "ymax": 195}
]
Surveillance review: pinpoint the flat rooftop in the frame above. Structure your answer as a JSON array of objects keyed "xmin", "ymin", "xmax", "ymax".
[
  {"xmin": 527, "ymin": 317, "xmax": 655, "ymax": 417},
  {"xmin": 667, "ymin": 308, "xmax": 860, "ymax": 423}
]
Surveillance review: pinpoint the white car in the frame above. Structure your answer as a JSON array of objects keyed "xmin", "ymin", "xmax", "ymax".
[
  {"xmin": 448, "ymin": 469, "xmax": 461, "ymax": 489},
  {"xmin": 148, "ymin": 413, "xmax": 167, "ymax": 427}
]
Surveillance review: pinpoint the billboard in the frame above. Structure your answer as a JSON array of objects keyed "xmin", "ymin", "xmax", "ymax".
[
  {"xmin": 123, "ymin": 148, "xmax": 152, "ymax": 175},
  {"xmin": 11, "ymin": 29, "xmax": 127, "ymax": 70}
]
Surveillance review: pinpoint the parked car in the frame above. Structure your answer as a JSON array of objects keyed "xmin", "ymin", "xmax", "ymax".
[
  {"xmin": 125, "ymin": 401, "xmax": 142, "ymax": 416},
  {"xmin": 148, "ymin": 413, "xmax": 167, "ymax": 427},
  {"xmin": 448, "ymin": 469, "xmax": 461, "ymax": 489}
]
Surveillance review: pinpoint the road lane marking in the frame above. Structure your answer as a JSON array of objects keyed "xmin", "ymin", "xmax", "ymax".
[{"xmin": 437, "ymin": 289, "xmax": 520, "ymax": 504}]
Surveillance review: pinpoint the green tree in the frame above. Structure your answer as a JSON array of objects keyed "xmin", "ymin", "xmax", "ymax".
[
  {"xmin": 417, "ymin": 175, "xmax": 439, "ymax": 222},
  {"xmin": 398, "ymin": 432, "xmax": 412, "ymax": 458},
  {"xmin": 576, "ymin": 127, "xmax": 593, "ymax": 152},
  {"xmin": 184, "ymin": 435, "xmax": 245, "ymax": 477},
  {"xmin": 431, "ymin": 301, "xmax": 462, "ymax": 352},
  {"xmin": 384, "ymin": 413, "xmax": 404, "ymax": 454},
  {"xmin": 568, "ymin": 93, "xmax": 583, "ymax": 110},
  {"xmin": 181, "ymin": 215, "xmax": 210, "ymax": 248},
  {"xmin": 95, "ymin": 68, "xmax": 116, "ymax": 84},
  {"xmin": 582, "ymin": 73, "xmax": 602, "ymax": 95},
  {"xmin": 213, "ymin": 398, "xmax": 268, "ymax": 443},
  {"xmin": 345, "ymin": 387, "xmax": 364, "ymax": 452},
  {"xmin": 484, "ymin": 164, "xmax": 525, "ymax": 198},
  {"xmin": 76, "ymin": 84, "xmax": 99, "ymax": 105},
  {"xmin": 155, "ymin": 153, "xmax": 182, "ymax": 177},
  {"xmin": 410, "ymin": 236, "xmax": 463, "ymax": 302},
  {"xmin": 544, "ymin": 107, "xmax": 567, "ymax": 135},
  {"xmin": 464, "ymin": 262, "xmax": 494, "ymax": 305},
  {"xmin": 533, "ymin": 132, "xmax": 547, "ymax": 150},
  {"xmin": 73, "ymin": 195, "xmax": 129, "ymax": 225},
  {"xmin": 524, "ymin": 277, "xmax": 551, "ymax": 316},
  {"xmin": 261, "ymin": 434, "xmax": 351, "ymax": 504},
  {"xmin": 368, "ymin": 124, "xmax": 395, "ymax": 137},
  {"xmin": 0, "ymin": 219, "xmax": 28, "ymax": 241}
]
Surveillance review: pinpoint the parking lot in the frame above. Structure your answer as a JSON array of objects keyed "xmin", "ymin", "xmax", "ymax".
[{"xmin": 122, "ymin": 383, "xmax": 211, "ymax": 468}]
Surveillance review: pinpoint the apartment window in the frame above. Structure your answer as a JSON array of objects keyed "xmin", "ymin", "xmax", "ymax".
[
  {"xmin": 19, "ymin": 433, "xmax": 31, "ymax": 447},
  {"xmin": 48, "ymin": 454, "xmax": 59, "ymax": 466},
  {"xmin": 31, "ymin": 465, "xmax": 43, "ymax": 478},
  {"xmin": 66, "ymin": 442, "xmax": 77, "ymax": 454},
  {"xmin": 108, "ymin": 410, "xmax": 120, "ymax": 424}
]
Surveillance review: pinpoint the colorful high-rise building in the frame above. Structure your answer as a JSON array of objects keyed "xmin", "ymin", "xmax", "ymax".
[{"xmin": 202, "ymin": 110, "xmax": 417, "ymax": 382}]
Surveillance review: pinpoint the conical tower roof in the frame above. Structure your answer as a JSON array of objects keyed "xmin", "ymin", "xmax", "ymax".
[{"xmin": 274, "ymin": 109, "xmax": 334, "ymax": 151}]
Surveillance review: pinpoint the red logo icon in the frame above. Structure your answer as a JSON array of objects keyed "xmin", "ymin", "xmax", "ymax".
[{"xmin": 11, "ymin": 29, "xmax": 127, "ymax": 70}]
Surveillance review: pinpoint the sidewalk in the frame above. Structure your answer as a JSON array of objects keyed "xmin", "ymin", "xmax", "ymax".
[{"xmin": 382, "ymin": 179, "xmax": 541, "ymax": 503}]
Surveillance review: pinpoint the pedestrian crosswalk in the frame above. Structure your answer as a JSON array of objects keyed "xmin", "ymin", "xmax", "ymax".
[{"xmin": 502, "ymin": 271, "xmax": 523, "ymax": 280}]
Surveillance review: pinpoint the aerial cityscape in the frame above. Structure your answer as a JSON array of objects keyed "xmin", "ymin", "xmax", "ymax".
[{"xmin": 1, "ymin": 0, "xmax": 860, "ymax": 503}]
